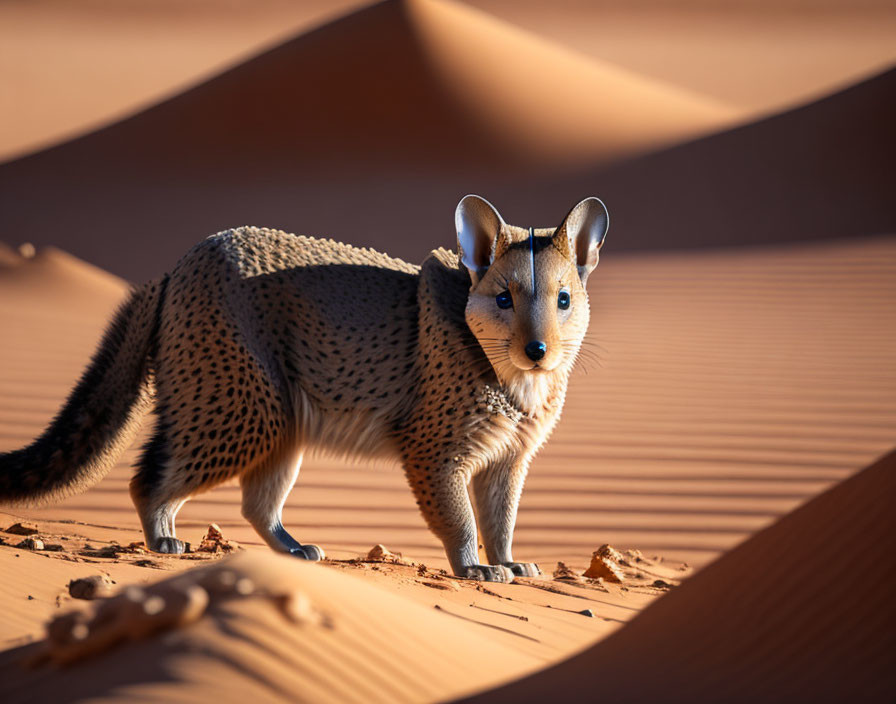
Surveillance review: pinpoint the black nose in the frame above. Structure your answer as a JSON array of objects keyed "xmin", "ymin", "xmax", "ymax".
[{"xmin": 525, "ymin": 340, "xmax": 547, "ymax": 362}]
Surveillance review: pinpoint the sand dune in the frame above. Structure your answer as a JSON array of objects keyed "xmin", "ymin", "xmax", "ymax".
[
  {"xmin": 484, "ymin": 66, "xmax": 896, "ymax": 254},
  {"xmin": 466, "ymin": 0, "xmax": 896, "ymax": 115},
  {"xmin": 0, "ymin": 247, "xmax": 126, "ymax": 307},
  {"xmin": 0, "ymin": 0, "xmax": 732, "ymax": 168},
  {"xmin": 0, "ymin": 552, "xmax": 543, "ymax": 704},
  {"xmin": 4, "ymin": 1, "xmax": 893, "ymax": 163},
  {"xmin": 568, "ymin": 65, "xmax": 896, "ymax": 251},
  {"xmin": 0, "ymin": 244, "xmax": 24, "ymax": 268},
  {"xmin": 464, "ymin": 448, "xmax": 896, "ymax": 703},
  {"xmin": 0, "ymin": 0, "xmax": 370, "ymax": 163},
  {"xmin": 0, "ymin": 0, "xmax": 740, "ymax": 283}
]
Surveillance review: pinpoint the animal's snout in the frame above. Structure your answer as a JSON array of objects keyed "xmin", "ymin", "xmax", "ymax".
[{"xmin": 524, "ymin": 340, "xmax": 547, "ymax": 362}]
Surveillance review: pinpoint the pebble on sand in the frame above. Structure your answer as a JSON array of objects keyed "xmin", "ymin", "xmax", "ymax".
[
  {"xmin": 15, "ymin": 537, "xmax": 44, "ymax": 551},
  {"xmin": 553, "ymin": 562, "xmax": 584, "ymax": 582},
  {"xmin": 5, "ymin": 521, "xmax": 40, "ymax": 536},
  {"xmin": 583, "ymin": 545, "xmax": 626, "ymax": 583},
  {"xmin": 68, "ymin": 575, "xmax": 116, "ymax": 600}
]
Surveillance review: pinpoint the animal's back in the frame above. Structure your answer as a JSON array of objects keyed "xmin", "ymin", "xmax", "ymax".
[{"xmin": 154, "ymin": 227, "xmax": 424, "ymax": 467}]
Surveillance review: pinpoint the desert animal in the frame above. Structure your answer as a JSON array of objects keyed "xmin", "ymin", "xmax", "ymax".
[{"xmin": 0, "ymin": 195, "xmax": 608, "ymax": 582}]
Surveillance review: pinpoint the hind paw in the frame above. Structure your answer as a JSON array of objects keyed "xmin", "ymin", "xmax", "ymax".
[
  {"xmin": 502, "ymin": 561, "xmax": 541, "ymax": 578},
  {"xmin": 289, "ymin": 544, "xmax": 325, "ymax": 561},
  {"xmin": 461, "ymin": 565, "xmax": 514, "ymax": 583},
  {"xmin": 151, "ymin": 537, "xmax": 189, "ymax": 555}
]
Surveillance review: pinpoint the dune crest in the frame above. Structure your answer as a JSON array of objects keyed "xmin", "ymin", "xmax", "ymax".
[{"xmin": 398, "ymin": 0, "xmax": 736, "ymax": 166}]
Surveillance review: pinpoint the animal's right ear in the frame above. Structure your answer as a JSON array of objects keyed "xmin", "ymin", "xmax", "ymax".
[
  {"xmin": 553, "ymin": 197, "xmax": 609, "ymax": 284},
  {"xmin": 455, "ymin": 194, "xmax": 506, "ymax": 286}
]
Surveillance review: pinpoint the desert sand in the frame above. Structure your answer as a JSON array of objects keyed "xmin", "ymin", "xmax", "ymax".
[
  {"xmin": 464, "ymin": 449, "xmax": 896, "ymax": 703},
  {"xmin": 1, "ymin": 0, "xmax": 894, "ymax": 702},
  {"xmin": 1, "ymin": 233, "xmax": 894, "ymax": 700}
]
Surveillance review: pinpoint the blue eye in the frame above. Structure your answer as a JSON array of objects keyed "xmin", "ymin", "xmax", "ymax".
[
  {"xmin": 558, "ymin": 290, "xmax": 571, "ymax": 310},
  {"xmin": 496, "ymin": 290, "xmax": 513, "ymax": 309}
]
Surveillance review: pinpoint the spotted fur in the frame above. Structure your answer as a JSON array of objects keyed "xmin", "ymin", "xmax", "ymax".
[{"xmin": 0, "ymin": 196, "xmax": 608, "ymax": 581}]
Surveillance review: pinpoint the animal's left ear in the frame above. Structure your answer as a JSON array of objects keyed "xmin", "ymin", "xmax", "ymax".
[
  {"xmin": 455, "ymin": 194, "xmax": 507, "ymax": 286},
  {"xmin": 552, "ymin": 197, "xmax": 609, "ymax": 283}
]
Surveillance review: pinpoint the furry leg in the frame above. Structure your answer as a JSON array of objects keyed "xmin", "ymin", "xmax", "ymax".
[{"xmin": 240, "ymin": 448, "xmax": 324, "ymax": 561}]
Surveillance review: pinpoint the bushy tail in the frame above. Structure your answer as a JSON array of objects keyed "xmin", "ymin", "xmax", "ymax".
[{"xmin": 0, "ymin": 275, "xmax": 168, "ymax": 505}]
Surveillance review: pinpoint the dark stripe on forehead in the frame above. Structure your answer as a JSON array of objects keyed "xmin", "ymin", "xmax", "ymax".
[
  {"xmin": 501, "ymin": 237, "xmax": 556, "ymax": 257},
  {"xmin": 529, "ymin": 227, "xmax": 536, "ymax": 296}
]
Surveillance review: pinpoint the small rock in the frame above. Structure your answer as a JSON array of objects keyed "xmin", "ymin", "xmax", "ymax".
[
  {"xmin": 553, "ymin": 561, "xmax": 583, "ymax": 581},
  {"xmin": 652, "ymin": 579, "xmax": 672, "ymax": 589},
  {"xmin": 16, "ymin": 538, "xmax": 44, "ymax": 551},
  {"xmin": 43, "ymin": 543, "xmax": 65, "ymax": 552},
  {"xmin": 197, "ymin": 524, "xmax": 238, "ymax": 553},
  {"xmin": 6, "ymin": 521, "xmax": 39, "ymax": 536},
  {"xmin": 584, "ymin": 545, "xmax": 625, "ymax": 583},
  {"xmin": 365, "ymin": 544, "xmax": 407, "ymax": 563},
  {"xmin": 18, "ymin": 243, "xmax": 36, "ymax": 259},
  {"xmin": 366, "ymin": 544, "xmax": 393, "ymax": 561},
  {"xmin": 577, "ymin": 609, "xmax": 596, "ymax": 618},
  {"xmin": 598, "ymin": 544, "xmax": 625, "ymax": 562},
  {"xmin": 68, "ymin": 574, "xmax": 115, "ymax": 600}
]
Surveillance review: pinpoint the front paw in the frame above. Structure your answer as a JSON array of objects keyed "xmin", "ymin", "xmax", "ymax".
[
  {"xmin": 151, "ymin": 537, "xmax": 189, "ymax": 554},
  {"xmin": 502, "ymin": 561, "xmax": 541, "ymax": 578},
  {"xmin": 289, "ymin": 544, "xmax": 325, "ymax": 561},
  {"xmin": 460, "ymin": 565, "xmax": 514, "ymax": 583}
]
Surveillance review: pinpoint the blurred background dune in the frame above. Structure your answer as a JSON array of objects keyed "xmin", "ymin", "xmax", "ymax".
[{"xmin": 3, "ymin": 0, "xmax": 895, "ymax": 162}]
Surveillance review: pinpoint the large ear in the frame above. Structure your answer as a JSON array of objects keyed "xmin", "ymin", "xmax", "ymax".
[
  {"xmin": 455, "ymin": 194, "xmax": 506, "ymax": 286},
  {"xmin": 553, "ymin": 197, "xmax": 609, "ymax": 283}
]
